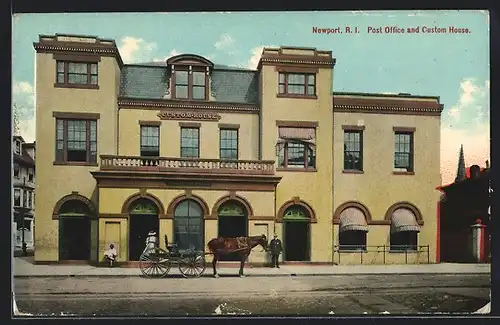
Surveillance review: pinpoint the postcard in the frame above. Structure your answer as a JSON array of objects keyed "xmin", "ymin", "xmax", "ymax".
[{"xmin": 12, "ymin": 10, "xmax": 491, "ymax": 316}]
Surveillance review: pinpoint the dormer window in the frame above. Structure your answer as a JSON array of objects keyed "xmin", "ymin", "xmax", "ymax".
[
  {"xmin": 167, "ymin": 54, "xmax": 214, "ymax": 101},
  {"xmin": 173, "ymin": 68, "xmax": 207, "ymax": 100}
]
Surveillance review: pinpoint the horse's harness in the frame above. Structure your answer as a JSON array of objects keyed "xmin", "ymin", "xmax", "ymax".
[{"xmin": 236, "ymin": 237, "xmax": 248, "ymax": 249}]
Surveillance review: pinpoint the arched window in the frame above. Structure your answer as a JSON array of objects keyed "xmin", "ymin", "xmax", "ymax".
[
  {"xmin": 338, "ymin": 207, "xmax": 368, "ymax": 251},
  {"xmin": 390, "ymin": 208, "xmax": 420, "ymax": 251},
  {"xmin": 174, "ymin": 200, "xmax": 204, "ymax": 251},
  {"xmin": 129, "ymin": 198, "xmax": 158, "ymax": 215}
]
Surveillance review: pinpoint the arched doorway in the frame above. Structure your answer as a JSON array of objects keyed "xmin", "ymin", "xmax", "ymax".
[
  {"xmin": 128, "ymin": 198, "xmax": 160, "ymax": 261},
  {"xmin": 58, "ymin": 200, "xmax": 91, "ymax": 260},
  {"xmin": 283, "ymin": 205, "xmax": 311, "ymax": 261},
  {"xmin": 173, "ymin": 200, "xmax": 204, "ymax": 251},
  {"xmin": 217, "ymin": 201, "xmax": 248, "ymax": 261}
]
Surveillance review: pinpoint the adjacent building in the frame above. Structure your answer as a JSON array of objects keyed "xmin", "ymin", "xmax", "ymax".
[
  {"xmin": 13, "ymin": 136, "xmax": 36, "ymax": 251},
  {"xmin": 33, "ymin": 34, "xmax": 443, "ymax": 265},
  {"xmin": 437, "ymin": 147, "xmax": 491, "ymax": 263}
]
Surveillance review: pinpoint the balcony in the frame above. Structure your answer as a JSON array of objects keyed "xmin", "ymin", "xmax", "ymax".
[{"xmin": 99, "ymin": 155, "xmax": 276, "ymax": 176}]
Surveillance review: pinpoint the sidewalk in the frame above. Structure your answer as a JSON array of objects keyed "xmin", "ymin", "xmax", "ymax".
[{"xmin": 13, "ymin": 257, "xmax": 491, "ymax": 277}]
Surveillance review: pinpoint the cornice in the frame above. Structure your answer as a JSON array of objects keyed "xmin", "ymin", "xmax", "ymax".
[
  {"xmin": 33, "ymin": 40, "xmax": 124, "ymax": 67},
  {"xmin": 260, "ymin": 58, "xmax": 336, "ymax": 69},
  {"xmin": 334, "ymin": 104, "xmax": 443, "ymax": 116},
  {"xmin": 117, "ymin": 97, "xmax": 260, "ymax": 114}
]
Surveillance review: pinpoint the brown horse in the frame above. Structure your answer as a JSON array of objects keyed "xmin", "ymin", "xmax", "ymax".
[{"xmin": 207, "ymin": 234, "xmax": 268, "ymax": 278}]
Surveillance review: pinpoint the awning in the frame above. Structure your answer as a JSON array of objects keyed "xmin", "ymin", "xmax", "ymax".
[
  {"xmin": 339, "ymin": 207, "xmax": 368, "ymax": 232},
  {"xmin": 276, "ymin": 127, "xmax": 316, "ymax": 152},
  {"xmin": 278, "ymin": 127, "xmax": 315, "ymax": 141},
  {"xmin": 390, "ymin": 208, "xmax": 420, "ymax": 233}
]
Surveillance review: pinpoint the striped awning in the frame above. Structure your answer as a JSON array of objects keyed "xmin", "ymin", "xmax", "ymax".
[
  {"xmin": 390, "ymin": 208, "xmax": 420, "ymax": 233},
  {"xmin": 339, "ymin": 207, "xmax": 368, "ymax": 233},
  {"xmin": 278, "ymin": 127, "xmax": 315, "ymax": 141}
]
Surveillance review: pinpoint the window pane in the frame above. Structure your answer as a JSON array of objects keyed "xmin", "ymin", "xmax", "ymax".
[
  {"xmin": 307, "ymin": 85, "xmax": 315, "ymax": 95},
  {"xmin": 68, "ymin": 74, "xmax": 87, "ymax": 84},
  {"xmin": 68, "ymin": 63, "xmax": 86, "ymax": 73},
  {"xmin": 57, "ymin": 62, "xmax": 65, "ymax": 72},
  {"xmin": 90, "ymin": 120, "xmax": 97, "ymax": 140},
  {"xmin": 56, "ymin": 120, "xmax": 64, "ymax": 140},
  {"xmin": 192, "ymin": 86, "xmax": 205, "ymax": 100},
  {"xmin": 91, "ymin": 75, "xmax": 98, "ymax": 85},
  {"xmin": 176, "ymin": 71, "xmax": 188, "ymax": 85},
  {"xmin": 277, "ymin": 144, "xmax": 285, "ymax": 167},
  {"xmin": 308, "ymin": 74, "xmax": 315, "ymax": 85},
  {"xmin": 307, "ymin": 145, "xmax": 316, "ymax": 168},
  {"xmin": 174, "ymin": 201, "xmax": 190, "ymax": 217},
  {"xmin": 286, "ymin": 142, "xmax": 305, "ymax": 167},
  {"xmin": 288, "ymin": 74, "xmax": 305, "ymax": 84},
  {"xmin": 90, "ymin": 63, "xmax": 98, "ymax": 74},
  {"xmin": 175, "ymin": 85, "xmax": 188, "ymax": 99},
  {"xmin": 181, "ymin": 128, "xmax": 199, "ymax": 158},
  {"xmin": 288, "ymin": 85, "xmax": 305, "ymax": 94},
  {"xmin": 279, "ymin": 84, "xmax": 286, "ymax": 94},
  {"xmin": 279, "ymin": 73, "xmax": 285, "ymax": 83},
  {"xmin": 141, "ymin": 126, "xmax": 159, "ymax": 154},
  {"xmin": 67, "ymin": 120, "xmax": 87, "ymax": 151},
  {"xmin": 57, "ymin": 73, "xmax": 65, "ymax": 84},
  {"xmin": 220, "ymin": 129, "xmax": 238, "ymax": 160},
  {"xmin": 192, "ymin": 72, "xmax": 205, "ymax": 86}
]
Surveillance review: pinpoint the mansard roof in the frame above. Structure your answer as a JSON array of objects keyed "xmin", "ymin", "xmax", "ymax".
[{"xmin": 119, "ymin": 60, "xmax": 259, "ymax": 104}]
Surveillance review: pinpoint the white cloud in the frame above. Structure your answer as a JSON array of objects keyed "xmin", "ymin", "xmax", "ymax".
[
  {"xmin": 118, "ymin": 37, "xmax": 157, "ymax": 64},
  {"xmin": 245, "ymin": 45, "xmax": 277, "ymax": 70},
  {"xmin": 153, "ymin": 49, "xmax": 182, "ymax": 62},
  {"xmin": 18, "ymin": 117, "xmax": 36, "ymax": 143},
  {"xmin": 214, "ymin": 34, "xmax": 235, "ymax": 50},
  {"xmin": 440, "ymin": 77, "xmax": 490, "ymax": 185},
  {"xmin": 12, "ymin": 80, "xmax": 35, "ymax": 141},
  {"xmin": 13, "ymin": 81, "xmax": 34, "ymax": 96},
  {"xmin": 446, "ymin": 78, "xmax": 489, "ymax": 122}
]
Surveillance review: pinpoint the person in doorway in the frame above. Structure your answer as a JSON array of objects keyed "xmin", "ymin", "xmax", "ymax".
[
  {"xmin": 104, "ymin": 243, "xmax": 117, "ymax": 267},
  {"xmin": 269, "ymin": 234, "xmax": 283, "ymax": 268}
]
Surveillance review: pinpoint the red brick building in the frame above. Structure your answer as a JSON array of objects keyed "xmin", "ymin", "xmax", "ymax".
[{"xmin": 436, "ymin": 146, "xmax": 490, "ymax": 263}]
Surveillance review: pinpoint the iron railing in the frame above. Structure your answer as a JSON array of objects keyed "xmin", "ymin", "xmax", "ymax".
[{"xmin": 333, "ymin": 245, "xmax": 431, "ymax": 264}]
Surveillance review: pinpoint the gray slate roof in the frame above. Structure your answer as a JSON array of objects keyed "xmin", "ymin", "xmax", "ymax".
[{"xmin": 119, "ymin": 63, "xmax": 259, "ymax": 104}]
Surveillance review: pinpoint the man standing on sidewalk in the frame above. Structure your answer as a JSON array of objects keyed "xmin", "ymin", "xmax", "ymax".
[{"xmin": 269, "ymin": 234, "xmax": 283, "ymax": 268}]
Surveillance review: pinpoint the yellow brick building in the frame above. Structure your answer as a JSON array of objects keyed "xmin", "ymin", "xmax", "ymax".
[{"xmin": 33, "ymin": 34, "xmax": 443, "ymax": 265}]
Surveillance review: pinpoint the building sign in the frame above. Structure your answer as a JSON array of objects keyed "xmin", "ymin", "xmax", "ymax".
[
  {"xmin": 167, "ymin": 180, "xmax": 212, "ymax": 188},
  {"xmin": 157, "ymin": 111, "xmax": 221, "ymax": 121}
]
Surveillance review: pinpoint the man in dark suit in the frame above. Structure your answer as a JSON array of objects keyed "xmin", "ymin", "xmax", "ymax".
[{"xmin": 269, "ymin": 234, "xmax": 283, "ymax": 268}]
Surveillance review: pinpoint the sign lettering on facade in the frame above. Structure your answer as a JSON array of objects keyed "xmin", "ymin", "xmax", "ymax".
[{"xmin": 157, "ymin": 111, "xmax": 222, "ymax": 121}]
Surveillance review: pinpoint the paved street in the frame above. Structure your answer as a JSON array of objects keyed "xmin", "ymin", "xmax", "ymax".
[{"xmin": 14, "ymin": 274, "xmax": 490, "ymax": 316}]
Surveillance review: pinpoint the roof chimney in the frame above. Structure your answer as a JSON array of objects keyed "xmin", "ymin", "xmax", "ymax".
[{"xmin": 470, "ymin": 165, "xmax": 481, "ymax": 180}]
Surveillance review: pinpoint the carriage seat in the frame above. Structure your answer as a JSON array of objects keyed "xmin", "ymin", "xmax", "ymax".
[{"xmin": 164, "ymin": 235, "xmax": 178, "ymax": 252}]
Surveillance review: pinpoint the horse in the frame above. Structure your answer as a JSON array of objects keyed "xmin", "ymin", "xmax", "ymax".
[{"xmin": 207, "ymin": 234, "xmax": 268, "ymax": 278}]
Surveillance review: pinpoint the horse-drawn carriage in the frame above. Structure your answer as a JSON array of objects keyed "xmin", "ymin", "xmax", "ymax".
[
  {"xmin": 139, "ymin": 231, "xmax": 269, "ymax": 278},
  {"xmin": 139, "ymin": 232, "xmax": 206, "ymax": 278}
]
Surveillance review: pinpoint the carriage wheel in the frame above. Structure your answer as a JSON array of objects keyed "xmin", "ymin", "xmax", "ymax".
[
  {"xmin": 139, "ymin": 248, "xmax": 171, "ymax": 278},
  {"xmin": 178, "ymin": 254, "xmax": 206, "ymax": 278}
]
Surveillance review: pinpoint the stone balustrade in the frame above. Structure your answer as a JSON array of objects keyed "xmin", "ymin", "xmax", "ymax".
[{"xmin": 99, "ymin": 155, "xmax": 276, "ymax": 175}]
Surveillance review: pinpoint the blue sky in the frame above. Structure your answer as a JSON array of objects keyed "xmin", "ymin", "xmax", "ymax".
[{"xmin": 11, "ymin": 11, "xmax": 490, "ymax": 184}]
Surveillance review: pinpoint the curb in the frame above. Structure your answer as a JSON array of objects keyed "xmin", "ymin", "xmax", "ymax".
[{"xmin": 14, "ymin": 272, "xmax": 491, "ymax": 278}]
